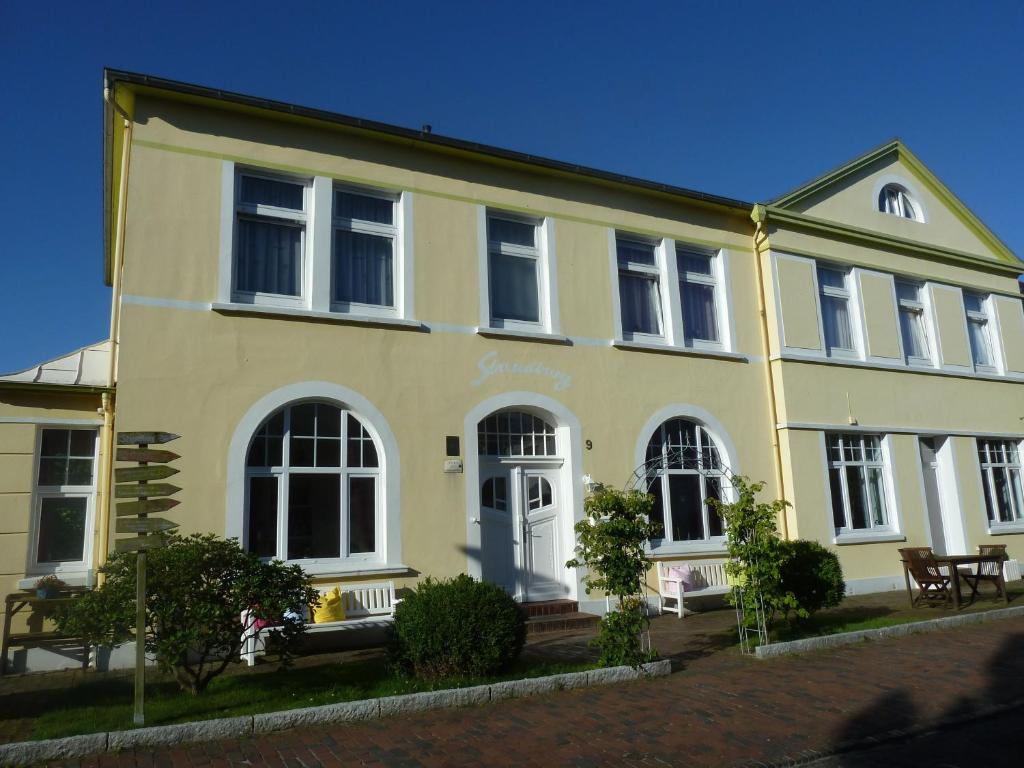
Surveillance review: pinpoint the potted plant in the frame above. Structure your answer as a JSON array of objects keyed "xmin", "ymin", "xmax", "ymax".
[{"xmin": 34, "ymin": 575, "xmax": 66, "ymax": 599}]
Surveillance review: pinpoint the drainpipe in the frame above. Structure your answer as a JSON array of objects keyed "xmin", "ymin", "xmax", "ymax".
[
  {"xmin": 95, "ymin": 85, "xmax": 133, "ymax": 574},
  {"xmin": 750, "ymin": 205, "xmax": 790, "ymax": 540}
]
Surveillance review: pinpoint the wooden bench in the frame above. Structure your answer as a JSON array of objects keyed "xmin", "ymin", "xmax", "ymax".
[
  {"xmin": 655, "ymin": 560, "xmax": 730, "ymax": 618},
  {"xmin": 241, "ymin": 581, "xmax": 397, "ymax": 666}
]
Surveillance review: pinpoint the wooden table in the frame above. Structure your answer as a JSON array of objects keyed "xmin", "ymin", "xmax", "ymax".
[
  {"xmin": 1, "ymin": 588, "xmax": 89, "ymax": 674},
  {"xmin": 901, "ymin": 554, "xmax": 1007, "ymax": 610}
]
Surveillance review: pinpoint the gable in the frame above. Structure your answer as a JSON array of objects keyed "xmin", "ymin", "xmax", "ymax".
[{"xmin": 773, "ymin": 143, "xmax": 1018, "ymax": 267}]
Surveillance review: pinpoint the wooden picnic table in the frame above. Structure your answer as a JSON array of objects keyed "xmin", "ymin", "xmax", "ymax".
[
  {"xmin": 900, "ymin": 553, "xmax": 1007, "ymax": 610},
  {"xmin": 1, "ymin": 588, "xmax": 90, "ymax": 674}
]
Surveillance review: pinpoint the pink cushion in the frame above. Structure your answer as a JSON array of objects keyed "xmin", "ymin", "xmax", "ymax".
[{"xmin": 667, "ymin": 565, "xmax": 697, "ymax": 590}]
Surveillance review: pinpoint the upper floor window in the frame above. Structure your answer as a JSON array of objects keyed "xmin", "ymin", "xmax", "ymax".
[
  {"xmin": 616, "ymin": 235, "xmax": 663, "ymax": 338},
  {"xmin": 33, "ymin": 429, "xmax": 98, "ymax": 574},
  {"xmin": 234, "ymin": 172, "xmax": 308, "ymax": 304},
  {"xmin": 964, "ymin": 292, "xmax": 996, "ymax": 371},
  {"xmin": 245, "ymin": 402, "xmax": 382, "ymax": 563},
  {"xmin": 487, "ymin": 214, "xmax": 542, "ymax": 329},
  {"xmin": 332, "ymin": 188, "xmax": 398, "ymax": 311},
  {"xmin": 826, "ymin": 433, "xmax": 893, "ymax": 536},
  {"xmin": 977, "ymin": 439, "xmax": 1024, "ymax": 528},
  {"xmin": 644, "ymin": 419, "xmax": 725, "ymax": 544},
  {"xmin": 817, "ymin": 265, "xmax": 857, "ymax": 356},
  {"xmin": 896, "ymin": 280, "xmax": 932, "ymax": 365},
  {"xmin": 878, "ymin": 184, "xmax": 921, "ymax": 222},
  {"xmin": 677, "ymin": 247, "xmax": 721, "ymax": 347}
]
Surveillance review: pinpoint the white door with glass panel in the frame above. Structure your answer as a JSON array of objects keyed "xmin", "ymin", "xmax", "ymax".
[{"xmin": 479, "ymin": 466, "xmax": 564, "ymax": 601}]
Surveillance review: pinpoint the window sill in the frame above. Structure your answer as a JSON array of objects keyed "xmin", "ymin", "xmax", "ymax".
[
  {"xmin": 775, "ymin": 353, "xmax": 1023, "ymax": 384},
  {"xmin": 613, "ymin": 340, "xmax": 748, "ymax": 362},
  {"xmin": 646, "ymin": 540, "xmax": 728, "ymax": 557},
  {"xmin": 833, "ymin": 533, "xmax": 906, "ymax": 546},
  {"xmin": 475, "ymin": 327, "xmax": 571, "ymax": 345},
  {"xmin": 987, "ymin": 525, "xmax": 1024, "ymax": 536},
  {"xmin": 213, "ymin": 302, "xmax": 424, "ymax": 331},
  {"xmin": 18, "ymin": 571, "xmax": 94, "ymax": 590},
  {"xmin": 289, "ymin": 562, "xmax": 411, "ymax": 579}
]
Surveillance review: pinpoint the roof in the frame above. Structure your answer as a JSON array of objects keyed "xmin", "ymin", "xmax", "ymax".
[
  {"xmin": 0, "ymin": 341, "xmax": 112, "ymax": 390},
  {"xmin": 770, "ymin": 139, "xmax": 1019, "ymax": 266},
  {"xmin": 102, "ymin": 69, "xmax": 753, "ymax": 285}
]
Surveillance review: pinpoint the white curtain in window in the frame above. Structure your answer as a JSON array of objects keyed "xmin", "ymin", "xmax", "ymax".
[
  {"xmin": 899, "ymin": 309, "xmax": 928, "ymax": 358},
  {"xmin": 682, "ymin": 282, "xmax": 718, "ymax": 342},
  {"xmin": 334, "ymin": 230, "xmax": 394, "ymax": 306},
  {"xmin": 490, "ymin": 251, "xmax": 539, "ymax": 322},
  {"xmin": 236, "ymin": 219, "xmax": 302, "ymax": 296},
  {"xmin": 619, "ymin": 274, "xmax": 662, "ymax": 335},
  {"xmin": 967, "ymin": 320, "xmax": 993, "ymax": 366},
  {"xmin": 822, "ymin": 295, "xmax": 854, "ymax": 350}
]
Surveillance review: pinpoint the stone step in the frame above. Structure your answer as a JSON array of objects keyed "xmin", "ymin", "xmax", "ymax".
[
  {"xmin": 525, "ymin": 611, "xmax": 600, "ymax": 636},
  {"xmin": 519, "ymin": 599, "xmax": 579, "ymax": 618}
]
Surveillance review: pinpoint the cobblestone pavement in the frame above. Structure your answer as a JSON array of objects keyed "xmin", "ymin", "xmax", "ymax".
[{"xmin": 33, "ymin": 612, "xmax": 1024, "ymax": 768}]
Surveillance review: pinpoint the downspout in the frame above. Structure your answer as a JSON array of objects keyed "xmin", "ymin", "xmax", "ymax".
[
  {"xmin": 750, "ymin": 204, "xmax": 789, "ymax": 540},
  {"xmin": 96, "ymin": 85, "xmax": 134, "ymax": 572}
]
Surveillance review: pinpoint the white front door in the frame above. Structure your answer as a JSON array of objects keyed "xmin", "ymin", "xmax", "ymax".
[{"xmin": 479, "ymin": 465, "xmax": 565, "ymax": 601}]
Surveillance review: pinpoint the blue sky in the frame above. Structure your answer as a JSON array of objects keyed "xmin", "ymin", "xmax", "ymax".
[{"xmin": 1, "ymin": 1, "xmax": 1021, "ymax": 372}]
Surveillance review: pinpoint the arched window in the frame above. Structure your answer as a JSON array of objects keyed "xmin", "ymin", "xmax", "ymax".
[
  {"xmin": 245, "ymin": 401, "xmax": 381, "ymax": 562},
  {"xmin": 878, "ymin": 184, "xmax": 921, "ymax": 221},
  {"xmin": 644, "ymin": 419, "xmax": 725, "ymax": 542},
  {"xmin": 478, "ymin": 410, "xmax": 557, "ymax": 458}
]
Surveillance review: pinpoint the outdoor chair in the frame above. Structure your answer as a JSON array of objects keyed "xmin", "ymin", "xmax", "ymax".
[
  {"xmin": 899, "ymin": 547, "xmax": 953, "ymax": 607},
  {"xmin": 961, "ymin": 544, "xmax": 1008, "ymax": 604}
]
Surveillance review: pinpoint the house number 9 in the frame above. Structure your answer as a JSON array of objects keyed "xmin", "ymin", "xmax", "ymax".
[{"xmin": 585, "ymin": 440, "xmax": 593, "ymax": 450}]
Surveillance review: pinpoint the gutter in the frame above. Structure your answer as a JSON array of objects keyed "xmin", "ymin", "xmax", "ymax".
[{"xmin": 750, "ymin": 205, "xmax": 789, "ymax": 540}]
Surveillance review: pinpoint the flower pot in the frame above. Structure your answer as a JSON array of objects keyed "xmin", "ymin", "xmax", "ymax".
[{"xmin": 36, "ymin": 587, "xmax": 60, "ymax": 599}]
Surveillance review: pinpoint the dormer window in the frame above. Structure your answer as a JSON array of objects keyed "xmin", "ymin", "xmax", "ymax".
[{"xmin": 878, "ymin": 184, "xmax": 921, "ymax": 221}]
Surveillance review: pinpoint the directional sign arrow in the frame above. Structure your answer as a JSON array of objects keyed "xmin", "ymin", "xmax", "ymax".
[
  {"xmin": 115, "ymin": 498, "xmax": 180, "ymax": 517},
  {"xmin": 116, "ymin": 448, "xmax": 180, "ymax": 464},
  {"xmin": 116, "ymin": 517, "xmax": 179, "ymax": 534},
  {"xmin": 117, "ymin": 432, "xmax": 180, "ymax": 446},
  {"xmin": 115, "ymin": 534, "xmax": 168, "ymax": 553},
  {"xmin": 114, "ymin": 465, "xmax": 179, "ymax": 483},
  {"xmin": 114, "ymin": 483, "xmax": 181, "ymax": 499}
]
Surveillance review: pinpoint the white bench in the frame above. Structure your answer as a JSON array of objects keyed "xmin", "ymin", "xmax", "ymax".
[
  {"xmin": 240, "ymin": 581, "xmax": 397, "ymax": 666},
  {"xmin": 655, "ymin": 560, "xmax": 730, "ymax": 618}
]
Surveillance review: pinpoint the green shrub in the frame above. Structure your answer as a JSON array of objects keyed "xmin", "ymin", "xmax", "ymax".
[
  {"xmin": 594, "ymin": 596, "xmax": 656, "ymax": 668},
  {"xmin": 390, "ymin": 574, "xmax": 525, "ymax": 680},
  {"xmin": 777, "ymin": 539, "xmax": 845, "ymax": 625},
  {"xmin": 56, "ymin": 533, "xmax": 318, "ymax": 694}
]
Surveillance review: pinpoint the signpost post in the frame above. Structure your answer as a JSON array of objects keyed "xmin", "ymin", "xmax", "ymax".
[{"xmin": 114, "ymin": 432, "xmax": 181, "ymax": 727}]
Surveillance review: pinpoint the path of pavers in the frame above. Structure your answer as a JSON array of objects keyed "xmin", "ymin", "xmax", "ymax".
[{"xmin": 38, "ymin": 614, "xmax": 1024, "ymax": 767}]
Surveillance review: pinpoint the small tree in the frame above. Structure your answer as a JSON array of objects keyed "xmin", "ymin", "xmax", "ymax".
[
  {"xmin": 776, "ymin": 539, "xmax": 845, "ymax": 627},
  {"xmin": 566, "ymin": 486, "xmax": 659, "ymax": 667},
  {"xmin": 58, "ymin": 533, "xmax": 319, "ymax": 694}
]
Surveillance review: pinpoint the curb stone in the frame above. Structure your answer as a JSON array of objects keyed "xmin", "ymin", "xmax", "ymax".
[
  {"xmin": 755, "ymin": 604, "xmax": 1024, "ymax": 658},
  {"xmin": 0, "ymin": 661, "xmax": 671, "ymax": 767}
]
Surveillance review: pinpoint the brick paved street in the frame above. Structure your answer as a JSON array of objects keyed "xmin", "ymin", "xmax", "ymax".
[{"xmin": 34, "ymin": 611, "xmax": 1024, "ymax": 768}]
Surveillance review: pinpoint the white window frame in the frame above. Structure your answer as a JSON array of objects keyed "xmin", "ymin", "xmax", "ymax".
[
  {"xmin": 676, "ymin": 245, "xmax": 728, "ymax": 351},
  {"xmin": 964, "ymin": 292, "xmax": 999, "ymax": 374},
  {"xmin": 611, "ymin": 231, "xmax": 674, "ymax": 344},
  {"xmin": 816, "ymin": 264, "xmax": 861, "ymax": 359},
  {"xmin": 977, "ymin": 439, "xmax": 1024, "ymax": 531},
  {"xmin": 895, "ymin": 280, "xmax": 934, "ymax": 367},
  {"xmin": 826, "ymin": 433, "xmax": 897, "ymax": 539},
  {"xmin": 243, "ymin": 402, "xmax": 384, "ymax": 566},
  {"xmin": 231, "ymin": 168, "xmax": 311, "ymax": 308},
  {"xmin": 475, "ymin": 210, "xmax": 557, "ymax": 333},
  {"xmin": 330, "ymin": 184, "xmax": 401, "ymax": 318},
  {"xmin": 878, "ymin": 184, "xmax": 923, "ymax": 222},
  {"xmin": 27, "ymin": 428, "xmax": 99, "ymax": 581}
]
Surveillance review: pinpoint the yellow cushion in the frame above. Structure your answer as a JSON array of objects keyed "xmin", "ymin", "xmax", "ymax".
[{"xmin": 312, "ymin": 587, "xmax": 346, "ymax": 623}]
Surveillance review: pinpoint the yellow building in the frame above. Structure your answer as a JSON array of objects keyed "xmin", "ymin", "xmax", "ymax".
[{"xmin": 2, "ymin": 70, "xmax": 1022, "ymax": 671}]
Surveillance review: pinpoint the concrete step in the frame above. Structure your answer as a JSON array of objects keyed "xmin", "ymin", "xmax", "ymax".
[
  {"xmin": 525, "ymin": 611, "xmax": 600, "ymax": 636},
  {"xmin": 520, "ymin": 599, "xmax": 579, "ymax": 618}
]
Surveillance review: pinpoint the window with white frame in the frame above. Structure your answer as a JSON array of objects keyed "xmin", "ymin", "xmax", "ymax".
[
  {"xmin": 617, "ymin": 234, "xmax": 664, "ymax": 338},
  {"xmin": 826, "ymin": 434, "xmax": 893, "ymax": 535},
  {"xmin": 878, "ymin": 184, "xmax": 921, "ymax": 221},
  {"xmin": 233, "ymin": 171, "xmax": 309, "ymax": 304},
  {"xmin": 964, "ymin": 292, "xmax": 996, "ymax": 370},
  {"xmin": 677, "ymin": 247, "xmax": 721, "ymax": 347},
  {"xmin": 32, "ymin": 429, "xmax": 98, "ymax": 573},
  {"xmin": 477, "ymin": 411, "xmax": 557, "ymax": 457},
  {"xmin": 486, "ymin": 212, "xmax": 544, "ymax": 329},
  {"xmin": 896, "ymin": 280, "xmax": 932, "ymax": 365},
  {"xmin": 245, "ymin": 402, "xmax": 382, "ymax": 563},
  {"xmin": 644, "ymin": 419, "xmax": 725, "ymax": 543},
  {"xmin": 817, "ymin": 265, "xmax": 857, "ymax": 356},
  {"xmin": 977, "ymin": 439, "xmax": 1024, "ymax": 528},
  {"xmin": 332, "ymin": 187, "xmax": 398, "ymax": 312}
]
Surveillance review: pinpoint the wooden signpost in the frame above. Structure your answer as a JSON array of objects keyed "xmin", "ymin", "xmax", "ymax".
[{"xmin": 114, "ymin": 431, "xmax": 181, "ymax": 727}]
